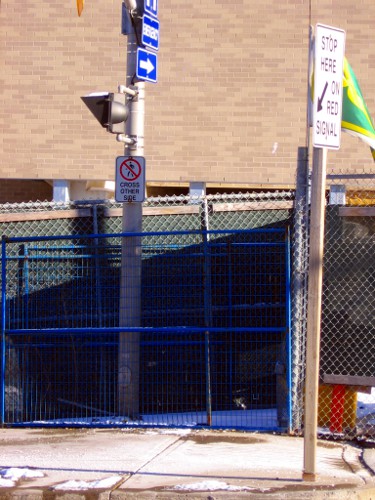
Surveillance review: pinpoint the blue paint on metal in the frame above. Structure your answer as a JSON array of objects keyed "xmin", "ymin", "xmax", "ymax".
[
  {"xmin": 142, "ymin": 14, "xmax": 159, "ymax": 51},
  {"xmin": 1, "ymin": 237, "xmax": 6, "ymax": 424},
  {"xmin": 285, "ymin": 227, "xmax": 293, "ymax": 431},
  {"xmin": 144, "ymin": 0, "xmax": 158, "ymax": 18},
  {"xmin": 1, "ymin": 228, "xmax": 291, "ymax": 430},
  {"xmin": 136, "ymin": 48, "xmax": 157, "ymax": 83}
]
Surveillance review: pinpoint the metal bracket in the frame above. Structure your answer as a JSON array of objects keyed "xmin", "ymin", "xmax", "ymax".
[{"xmin": 116, "ymin": 135, "xmax": 136, "ymax": 146}]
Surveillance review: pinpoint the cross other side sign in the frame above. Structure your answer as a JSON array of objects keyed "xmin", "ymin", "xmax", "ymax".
[{"xmin": 115, "ymin": 156, "xmax": 146, "ymax": 203}]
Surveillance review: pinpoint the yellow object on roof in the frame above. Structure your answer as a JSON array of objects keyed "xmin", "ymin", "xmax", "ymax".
[{"xmin": 77, "ymin": 0, "xmax": 84, "ymax": 17}]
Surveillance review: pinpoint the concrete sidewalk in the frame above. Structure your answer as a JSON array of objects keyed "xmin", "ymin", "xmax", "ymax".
[{"xmin": 0, "ymin": 427, "xmax": 374, "ymax": 499}]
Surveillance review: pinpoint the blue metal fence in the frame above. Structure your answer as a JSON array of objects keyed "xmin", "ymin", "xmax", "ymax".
[{"xmin": 1, "ymin": 228, "xmax": 291, "ymax": 430}]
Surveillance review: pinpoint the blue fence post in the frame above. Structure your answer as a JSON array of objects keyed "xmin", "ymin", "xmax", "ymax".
[
  {"xmin": 1, "ymin": 236, "xmax": 7, "ymax": 424},
  {"xmin": 202, "ymin": 227, "xmax": 212, "ymax": 426},
  {"xmin": 23, "ymin": 245, "xmax": 29, "ymax": 330},
  {"xmin": 285, "ymin": 227, "xmax": 292, "ymax": 430},
  {"xmin": 226, "ymin": 241, "xmax": 233, "ymax": 408}
]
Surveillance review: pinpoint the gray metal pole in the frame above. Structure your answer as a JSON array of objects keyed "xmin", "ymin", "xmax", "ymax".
[
  {"xmin": 118, "ymin": 3, "xmax": 145, "ymax": 419},
  {"xmin": 303, "ymin": 146, "xmax": 327, "ymax": 481},
  {"xmin": 291, "ymin": 146, "xmax": 309, "ymax": 432}
]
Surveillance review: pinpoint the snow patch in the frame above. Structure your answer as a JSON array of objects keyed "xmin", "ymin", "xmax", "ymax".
[
  {"xmin": 0, "ymin": 478, "xmax": 16, "ymax": 487},
  {"xmin": 145, "ymin": 428, "xmax": 192, "ymax": 436},
  {"xmin": 53, "ymin": 475, "xmax": 123, "ymax": 491},
  {"xmin": 0, "ymin": 467, "xmax": 44, "ymax": 487},
  {"xmin": 170, "ymin": 480, "xmax": 265, "ymax": 492},
  {"xmin": 357, "ymin": 388, "xmax": 375, "ymax": 419}
]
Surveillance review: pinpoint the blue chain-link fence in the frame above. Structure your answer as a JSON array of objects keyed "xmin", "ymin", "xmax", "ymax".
[{"xmin": 1, "ymin": 228, "xmax": 291, "ymax": 430}]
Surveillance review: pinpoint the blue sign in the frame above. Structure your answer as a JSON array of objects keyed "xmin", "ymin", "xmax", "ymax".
[
  {"xmin": 144, "ymin": 0, "xmax": 158, "ymax": 18},
  {"xmin": 136, "ymin": 48, "xmax": 158, "ymax": 83},
  {"xmin": 142, "ymin": 14, "xmax": 159, "ymax": 51}
]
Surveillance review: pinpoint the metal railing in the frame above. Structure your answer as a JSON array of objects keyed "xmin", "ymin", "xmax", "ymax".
[{"xmin": 1, "ymin": 227, "xmax": 291, "ymax": 430}]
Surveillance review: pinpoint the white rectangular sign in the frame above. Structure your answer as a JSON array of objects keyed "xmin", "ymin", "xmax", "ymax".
[
  {"xmin": 115, "ymin": 156, "xmax": 145, "ymax": 203},
  {"xmin": 313, "ymin": 24, "xmax": 346, "ymax": 150}
]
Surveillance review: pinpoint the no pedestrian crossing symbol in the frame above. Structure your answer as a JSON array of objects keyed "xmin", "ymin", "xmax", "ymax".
[
  {"xmin": 313, "ymin": 24, "xmax": 346, "ymax": 150},
  {"xmin": 115, "ymin": 156, "xmax": 146, "ymax": 203}
]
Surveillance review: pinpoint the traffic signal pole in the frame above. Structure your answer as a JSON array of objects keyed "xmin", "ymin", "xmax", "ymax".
[
  {"xmin": 117, "ymin": 1, "xmax": 145, "ymax": 419},
  {"xmin": 80, "ymin": 0, "xmax": 152, "ymax": 419}
]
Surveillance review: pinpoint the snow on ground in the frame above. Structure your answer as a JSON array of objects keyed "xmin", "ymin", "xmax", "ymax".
[
  {"xmin": 52, "ymin": 475, "xmax": 123, "ymax": 491},
  {"xmin": 357, "ymin": 388, "xmax": 375, "ymax": 423},
  {"xmin": 169, "ymin": 480, "xmax": 269, "ymax": 492},
  {"xmin": 0, "ymin": 468, "xmax": 44, "ymax": 487},
  {"xmin": 32, "ymin": 408, "xmax": 279, "ymax": 429},
  {"xmin": 144, "ymin": 428, "xmax": 192, "ymax": 435},
  {"xmin": 30, "ymin": 389, "xmax": 375, "ymax": 430}
]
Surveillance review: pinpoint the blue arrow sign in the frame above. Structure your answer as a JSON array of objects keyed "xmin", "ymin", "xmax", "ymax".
[
  {"xmin": 142, "ymin": 14, "xmax": 159, "ymax": 51},
  {"xmin": 136, "ymin": 48, "xmax": 157, "ymax": 83},
  {"xmin": 144, "ymin": 0, "xmax": 158, "ymax": 19}
]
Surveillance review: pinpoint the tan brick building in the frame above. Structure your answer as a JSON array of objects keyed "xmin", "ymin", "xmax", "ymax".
[{"xmin": 1, "ymin": 1, "xmax": 374, "ymax": 202}]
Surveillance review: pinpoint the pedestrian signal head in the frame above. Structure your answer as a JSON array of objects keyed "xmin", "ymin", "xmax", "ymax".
[{"xmin": 81, "ymin": 92, "xmax": 129, "ymax": 134}]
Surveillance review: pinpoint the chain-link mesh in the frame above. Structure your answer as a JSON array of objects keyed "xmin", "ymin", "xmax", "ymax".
[
  {"xmin": 319, "ymin": 169, "xmax": 375, "ymax": 441},
  {"xmin": 3, "ymin": 228, "xmax": 289, "ymax": 428},
  {"xmin": 0, "ymin": 176, "xmax": 374, "ymax": 439}
]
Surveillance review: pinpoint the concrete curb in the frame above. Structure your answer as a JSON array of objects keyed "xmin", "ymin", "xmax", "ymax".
[{"xmin": 2, "ymin": 485, "xmax": 375, "ymax": 500}]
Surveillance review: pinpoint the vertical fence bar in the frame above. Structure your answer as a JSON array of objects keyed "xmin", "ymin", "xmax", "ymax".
[
  {"xmin": 1, "ymin": 237, "xmax": 7, "ymax": 424},
  {"xmin": 202, "ymin": 201, "xmax": 212, "ymax": 425},
  {"xmin": 227, "ymin": 241, "xmax": 233, "ymax": 408},
  {"xmin": 24, "ymin": 245, "xmax": 29, "ymax": 330},
  {"xmin": 285, "ymin": 227, "xmax": 293, "ymax": 430},
  {"xmin": 291, "ymin": 146, "xmax": 310, "ymax": 432},
  {"xmin": 92, "ymin": 204, "xmax": 103, "ymax": 327},
  {"xmin": 203, "ymin": 249, "xmax": 213, "ymax": 425},
  {"xmin": 23, "ymin": 244, "xmax": 30, "ymax": 420}
]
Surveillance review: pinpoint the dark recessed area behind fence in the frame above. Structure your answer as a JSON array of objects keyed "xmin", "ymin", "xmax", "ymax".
[{"xmin": 1, "ymin": 228, "xmax": 291, "ymax": 430}]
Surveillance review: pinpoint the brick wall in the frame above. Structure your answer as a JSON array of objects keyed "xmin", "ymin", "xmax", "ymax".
[
  {"xmin": 1, "ymin": 0, "xmax": 374, "ymax": 191},
  {"xmin": 0, "ymin": 180, "xmax": 52, "ymax": 203}
]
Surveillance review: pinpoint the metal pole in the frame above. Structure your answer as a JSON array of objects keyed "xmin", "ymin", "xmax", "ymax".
[
  {"xmin": 118, "ymin": 2, "xmax": 145, "ymax": 419},
  {"xmin": 291, "ymin": 146, "xmax": 309, "ymax": 432},
  {"xmin": 202, "ymin": 199, "xmax": 212, "ymax": 426},
  {"xmin": 1, "ymin": 237, "xmax": 7, "ymax": 424},
  {"xmin": 303, "ymin": 146, "xmax": 327, "ymax": 481}
]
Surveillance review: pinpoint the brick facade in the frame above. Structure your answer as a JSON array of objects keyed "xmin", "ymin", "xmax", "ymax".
[
  {"xmin": 1, "ymin": 1, "xmax": 374, "ymax": 194},
  {"xmin": 0, "ymin": 180, "xmax": 52, "ymax": 204}
]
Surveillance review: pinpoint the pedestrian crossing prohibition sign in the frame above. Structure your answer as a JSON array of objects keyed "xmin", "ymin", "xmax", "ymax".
[{"xmin": 115, "ymin": 156, "xmax": 145, "ymax": 203}]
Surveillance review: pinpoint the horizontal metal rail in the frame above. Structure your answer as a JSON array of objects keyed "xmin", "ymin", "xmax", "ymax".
[{"xmin": 5, "ymin": 326, "xmax": 287, "ymax": 336}]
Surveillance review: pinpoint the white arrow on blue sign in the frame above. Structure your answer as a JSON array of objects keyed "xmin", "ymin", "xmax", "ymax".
[
  {"xmin": 144, "ymin": 0, "xmax": 158, "ymax": 18},
  {"xmin": 142, "ymin": 14, "xmax": 159, "ymax": 51},
  {"xmin": 136, "ymin": 48, "xmax": 157, "ymax": 83}
]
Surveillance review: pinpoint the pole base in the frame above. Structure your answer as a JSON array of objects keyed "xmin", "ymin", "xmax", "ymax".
[{"xmin": 302, "ymin": 472, "xmax": 317, "ymax": 482}]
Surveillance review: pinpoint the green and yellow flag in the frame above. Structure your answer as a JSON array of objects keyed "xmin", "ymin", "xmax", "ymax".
[{"xmin": 342, "ymin": 58, "xmax": 375, "ymax": 161}]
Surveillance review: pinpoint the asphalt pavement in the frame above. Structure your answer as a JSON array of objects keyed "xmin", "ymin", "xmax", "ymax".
[{"xmin": 0, "ymin": 427, "xmax": 374, "ymax": 499}]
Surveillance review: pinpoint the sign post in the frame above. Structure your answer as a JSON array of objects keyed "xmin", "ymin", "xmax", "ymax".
[
  {"xmin": 303, "ymin": 24, "xmax": 345, "ymax": 481},
  {"xmin": 118, "ymin": 0, "xmax": 160, "ymax": 420},
  {"xmin": 118, "ymin": 17, "xmax": 145, "ymax": 419}
]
